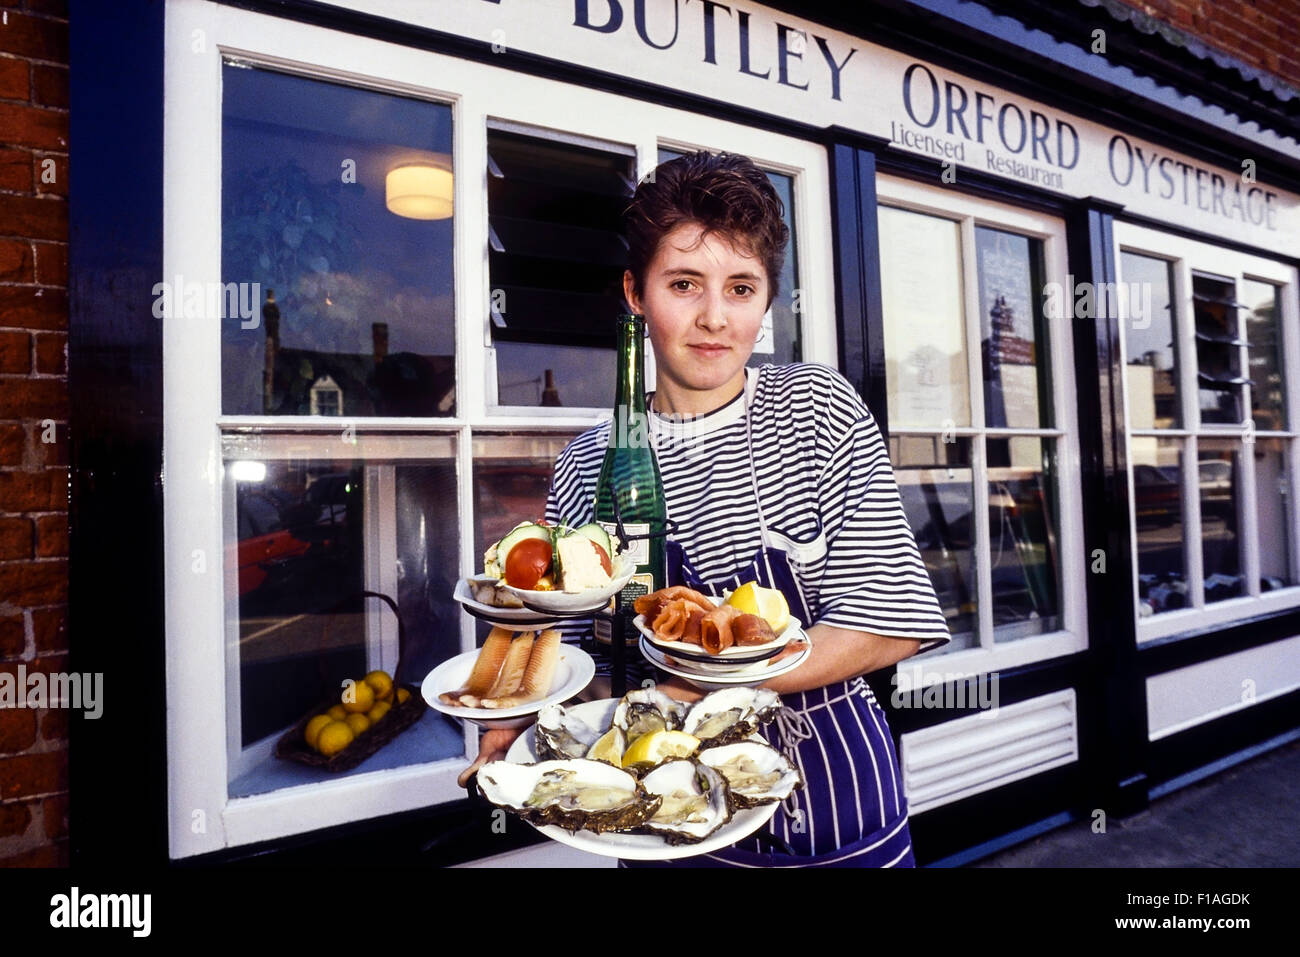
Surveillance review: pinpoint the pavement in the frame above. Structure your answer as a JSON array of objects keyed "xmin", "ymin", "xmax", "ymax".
[{"xmin": 968, "ymin": 734, "xmax": 1300, "ymax": 867}]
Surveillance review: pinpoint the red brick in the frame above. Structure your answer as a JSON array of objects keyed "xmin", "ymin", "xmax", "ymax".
[
  {"xmin": 0, "ymin": 55, "xmax": 26, "ymax": 100},
  {"xmin": 0, "ymin": 195, "xmax": 65, "ymax": 241},
  {"xmin": 24, "ymin": 0, "xmax": 69, "ymax": 20},
  {"xmin": 31, "ymin": 151, "xmax": 62, "ymax": 196},
  {"xmin": 0, "ymin": 469, "xmax": 65, "ymax": 510},
  {"xmin": 0, "ymin": 801, "xmax": 31, "ymax": 837},
  {"xmin": 29, "ymin": 64, "xmax": 63, "ymax": 109},
  {"xmin": 33, "ymin": 513, "xmax": 63, "ymax": 557},
  {"xmin": 0, "ymin": 708, "xmax": 37, "ymax": 753},
  {"xmin": 0, "ymin": 146, "xmax": 31, "ymax": 191},
  {"xmin": 0, "ymin": 614, "xmax": 22, "ymax": 658},
  {"xmin": 27, "ymin": 421, "xmax": 64, "ymax": 466},
  {"xmin": 0, "ymin": 330, "xmax": 28, "ymax": 373},
  {"xmin": 0, "ymin": 286, "xmax": 67, "ymax": 330},
  {"xmin": 0, "ymin": 422, "xmax": 23, "ymax": 465},
  {"xmin": 39, "ymin": 706, "xmax": 64, "ymax": 743},
  {"xmin": 41, "ymin": 792, "xmax": 65, "ymax": 838},
  {"xmin": 0, "ymin": 515, "xmax": 32, "ymax": 558},
  {"xmin": 0, "ymin": 376, "xmax": 67, "ymax": 418},
  {"xmin": 0, "ymin": 653, "xmax": 68, "ymax": 679},
  {"xmin": 32, "ymin": 331, "xmax": 62, "ymax": 374},
  {"xmin": 29, "ymin": 607, "xmax": 62, "ymax": 653},
  {"xmin": 0, "ymin": 559, "xmax": 65, "ymax": 604},
  {"xmin": 0, "ymin": 102, "xmax": 66, "ymax": 150},
  {"xmin": 0, "ymin": 12, "xmax": 67, "ymax": 63},
  {"xmin": 1, "ymin": 839, "xmax": 69, "ymax": 867},
  {"xmin": 0, "ymin": 239, "xmax": 33, "ymax": 282},
  {"xmin": 31, "ymin": 241, "xmax": 62, "ymax": 285},
  {"xmin": 0, "ymin": 752, "xmax": 67, "ymax": 802}
]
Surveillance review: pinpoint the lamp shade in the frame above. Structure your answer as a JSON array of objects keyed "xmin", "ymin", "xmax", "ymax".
[{"xmin": 385, "ymin": 164, "xmax": 454, "ymax": 220}]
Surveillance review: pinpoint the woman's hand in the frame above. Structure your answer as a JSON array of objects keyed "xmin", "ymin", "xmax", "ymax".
[
  {"xmin": 758, "ymin": 623, "xmax": 920, "ymax": 695},
  {"xmin": 458, "ymin": 727, "xmax": 523, "ymax": 788}
]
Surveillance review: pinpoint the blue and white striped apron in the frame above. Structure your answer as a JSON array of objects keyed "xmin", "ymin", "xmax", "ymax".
[{"xmin": 626, "ymin": 381, "xmax": 916, "ymax": 868}]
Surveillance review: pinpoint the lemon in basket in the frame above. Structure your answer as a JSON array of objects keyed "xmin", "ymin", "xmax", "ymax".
[
  {"xmin": 304, "ymin": 714, "xmax": 334, "ymax": 750},
  {"xmin": 364, "ymin": 670, "xmax": 394, "ymax": 703},
  {"xmin": 341, "ymin": 679, "xmax": 376, "ymax": 714},
  {"xmin": 316, "ymin": 721, "xmax": 355, "ymax": 757},
  {"xmin": 367, "ymin": 700, "xmax": 391, "ymax": 724},
  {"xmin": 726, "ymin": 582, "xmax": 790, "ymax": 632},
  {"xmin": 345, "ymin": 713, "xmax": 371, "ymax": 736},
  {"xmin": 621, "ymin": 730, "xmax": 700, "ymax": 769}
]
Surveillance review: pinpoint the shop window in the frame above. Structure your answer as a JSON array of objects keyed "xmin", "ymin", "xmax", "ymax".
[
  {"xmin": 221, "ymin": 65, "xmax": 456, "ymax": 417},
  {"xmin": 878, "ymin": 198, "xmax": 1071, "ymax": 658},
  {"xmin": 1116, "ymin": 224, "xmax": 1299, "ymax": 635},
  {"xmin": 487, "ymin": 128, "xmax": 634, "ymax": 408}
]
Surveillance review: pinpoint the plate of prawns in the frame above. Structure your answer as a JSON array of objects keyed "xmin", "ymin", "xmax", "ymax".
[{"xmin": 422, "ymin": 627, "xmax": 596, "ymax": 729}]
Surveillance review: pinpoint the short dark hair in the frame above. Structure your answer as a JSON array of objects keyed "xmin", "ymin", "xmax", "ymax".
[{"xmin": 623, "ymin": 151, "xmax": 789, "ymax": 308}]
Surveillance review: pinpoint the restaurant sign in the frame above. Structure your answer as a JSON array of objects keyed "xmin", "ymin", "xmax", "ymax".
[{"xmin": 318, "ymin": 0, "xmax": 1300, "ymax": 250}]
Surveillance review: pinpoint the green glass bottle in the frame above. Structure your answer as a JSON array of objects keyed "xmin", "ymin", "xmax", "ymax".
[{"xmin": 593, "ymin": 314, "xmax": 667, "ymax": 642}]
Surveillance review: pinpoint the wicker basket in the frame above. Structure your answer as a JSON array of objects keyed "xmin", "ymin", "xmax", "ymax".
[{"xmin": 273, "ymin": 590, "xmax": 428, "ymax": 773}]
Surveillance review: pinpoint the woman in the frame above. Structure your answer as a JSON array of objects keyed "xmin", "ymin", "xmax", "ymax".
[{"xmin": 463, "ymin": 151, "xmax": 951, "ymax": 867}]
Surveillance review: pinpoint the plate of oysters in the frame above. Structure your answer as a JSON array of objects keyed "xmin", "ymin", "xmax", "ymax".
[
  {"xmin": 474, "ymin": 519, "xmax": 636, "ymax": 616},
  {"xmin": 475, "ymin": 687, "xmax": 802, "ymax": 860}
]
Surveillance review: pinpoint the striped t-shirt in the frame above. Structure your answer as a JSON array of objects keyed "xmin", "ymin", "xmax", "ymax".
[{"xmin": 545, "ymin": 362, "xmax": 951, "ymax": 655}]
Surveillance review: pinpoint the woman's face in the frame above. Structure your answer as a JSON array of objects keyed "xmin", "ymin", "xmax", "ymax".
[{"xmin": 623, "ymin": 221, "xmax": 768, "ymax": 415}]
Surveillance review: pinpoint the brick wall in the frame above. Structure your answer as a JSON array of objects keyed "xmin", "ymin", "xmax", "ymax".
[
  {"xmin": 1123, "ymin": 0, "xmax": 1300, "ymax": 88},
  {"xmin": 0, "ymin": 0, "xmax": 69, "ymax": 867}
]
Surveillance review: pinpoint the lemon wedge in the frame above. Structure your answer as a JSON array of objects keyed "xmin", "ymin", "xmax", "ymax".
[
  {"xmin": 586, "ymin": 726, "xmax": 626, "ymax": 766},
  {"xmin": 727, "ymin": 581, "xmax": 791, "ymax": 633},
  {"xmin": 621, "ymin": 730, "xmax": 700, "ymax": 769}
]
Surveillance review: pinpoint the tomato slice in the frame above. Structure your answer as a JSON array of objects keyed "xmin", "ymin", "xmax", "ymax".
[
  {"xmin": 593, "ymin": 542, "xmax": 612, "ymax": 576},
  {"xmin": 504, "ymin": 537, "xmax": 553, "ymax": 590}
]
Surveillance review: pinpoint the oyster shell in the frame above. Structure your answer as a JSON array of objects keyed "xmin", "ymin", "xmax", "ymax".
[
  {"xmin": 476, "ymin": 759, "xmax": 659, "ymax": 834},
  {"xmin": 534, "ymin": 703, "xmax": 602, "ymax": 761},
  {"xmin": 698, "ymin": 741, "xmax": 802, "ymax": 809},
  {"xmin": 683, "ymin": 687, "xmax": 782, "ymax": 746},
  {"xmin": 612, "ymin": 688, "xmax": 688, "ymax": 740},
  {"xmin": 639, "ymin": 759, "xmax": 733, "ymax": 844}
]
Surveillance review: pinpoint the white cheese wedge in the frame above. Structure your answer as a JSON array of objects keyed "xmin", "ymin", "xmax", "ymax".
[{"xmin": 556, "ymin": 534, "xmax": 611, "ymax": 593}]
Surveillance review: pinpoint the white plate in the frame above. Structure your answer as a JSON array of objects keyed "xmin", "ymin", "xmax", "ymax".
[
  {"xmin": 501, "ymin": 556, "xmax": 637, "ymax": 614},
  {"xmin": 639, "ymin": 636, "xmax": 811, "ymax": 691},
  {"xmin": 634, "ymin": 614, "xmax": 804, "ymax": 670},
  {"xmin": 422, "ymin": 644, "xmax": 595, "ymax": 729},
  {"xmin": 500, "ymin": 699, "xmax": 778, "ymax": 860},
  {"xmin": 453, "ymin": 577, "xmax": 562, "ymax": 627}
]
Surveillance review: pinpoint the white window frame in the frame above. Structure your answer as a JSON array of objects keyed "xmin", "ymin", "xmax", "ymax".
[
  {"xmin": 1113, "ymin": 220, "xmax": 1300, "ymax": 643},
  {"xmin": 163, "ymin": 0, "xmax": 837, "ymax": 858},
  {"xmin": 876, "ymin": 175, "xmax": 1088, "ymax": 687}
]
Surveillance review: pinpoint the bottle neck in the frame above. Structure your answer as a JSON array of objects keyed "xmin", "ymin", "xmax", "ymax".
[{"xmin": 613, "ymin": 314, "xmax": 647, "ymax": 417}]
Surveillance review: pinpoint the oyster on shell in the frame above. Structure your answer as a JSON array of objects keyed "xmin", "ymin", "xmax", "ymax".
[
  {"xmin": 476, "ymin": 759, "xmax": 659, "ymax": 834},
  {"xmin": 639, "ymin": 759, "xmax": 733, "ymax": 844},
  {"xmin": 534, "ymin": 703, "xmax": 602, "ymax": 761},
  {"xmin": 698, "ymin": 741, "xmax": 802, "ymax": 809},
  {"xmin": 683, "ymin": 687, "xmax": 782, "ymax": 746},
  {"xmin": 612, "ymin": 688, "xmax": 688, "ymax": 740}
]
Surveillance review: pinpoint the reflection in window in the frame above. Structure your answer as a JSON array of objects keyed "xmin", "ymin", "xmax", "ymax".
[
  {"xmin": 1198, "ymin": 442, "xmax": 1242, "ymax": 603},
  {"xmin": 889, "ymin": 435, "xmax": 976, "ymax": 650},
  {"xmin": 1243, "ymin": 279, "xmax": 1287, "ymax": 432},
  {"xmin": 975, "ymin": 228, "xmax": 1051, "ymax": 429},
  {"xmin": 658, "ymin": 147, "xmax": 803, "ymax": 368},
  {"xmin": 879, "ymin": 207, "xmax": 970, "ymax": 430},
  {"xmin": 988, "ymin": 437, "xmax": 1061, "ymax": 639},
  {"xmin": 1134, "ymin": 438, "xmax": 1187, "ymax": 616},
  {"xmin": 1256, "ymin": 437, "xmax": 1295, "ymax": 589},
  {"xmin": 224, "ymin": 444, "xmax": 463, "ymax": 797},
  {"xmin": 490, "ymin": 130, "xmax": 633, "ymax": 408},
  {"xmin": 1121, "ymin": 252, "xmax": 1179, "ymax": 430},
  {"xmin": 221, "ymin": 65, "xmax": 455, "ymax": 416}
]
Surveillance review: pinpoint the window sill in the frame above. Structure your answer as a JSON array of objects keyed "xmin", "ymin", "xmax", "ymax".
[{"xmin": 1136, "ymin": 586, "xmax": 1300, "ymax": 643}]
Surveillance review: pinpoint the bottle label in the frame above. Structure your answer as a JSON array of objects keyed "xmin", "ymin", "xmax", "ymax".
[{"xmin": 600, "ymin": 521, "xmax": 650, "ymax": 566}]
